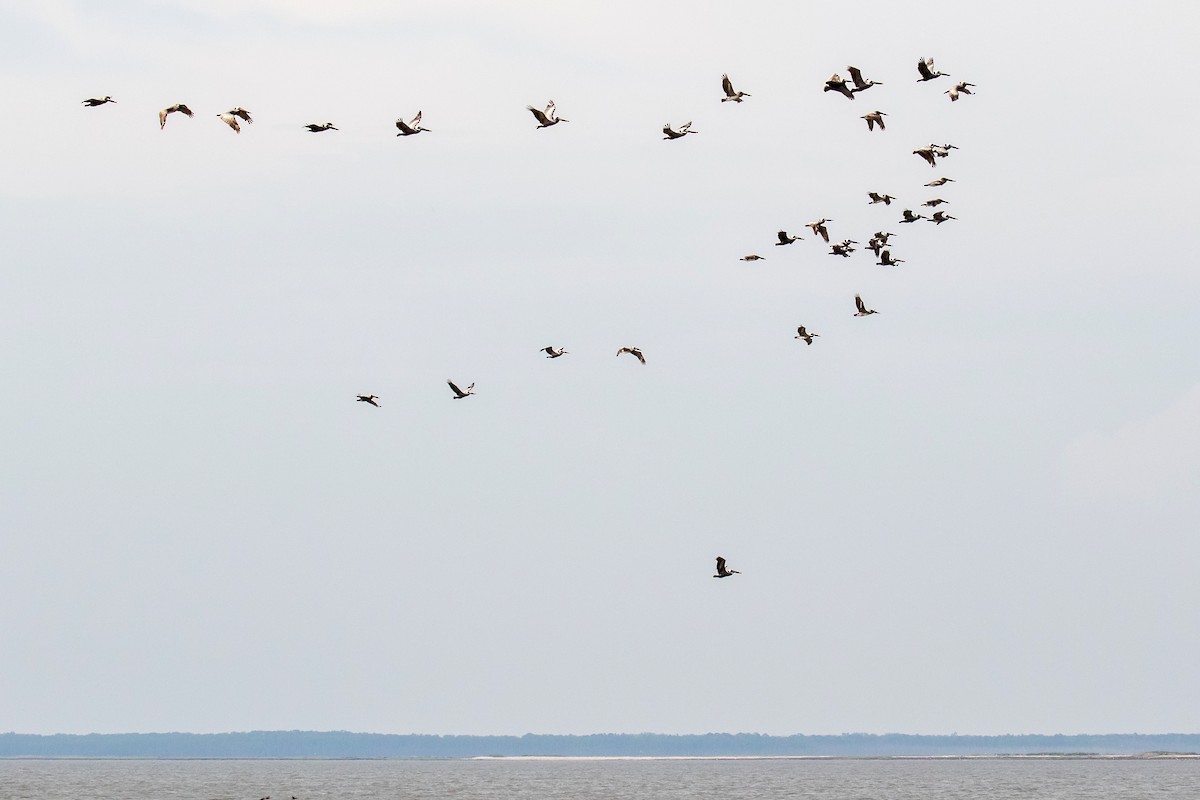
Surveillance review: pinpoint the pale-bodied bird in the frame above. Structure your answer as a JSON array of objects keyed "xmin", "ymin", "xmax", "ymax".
[
  {"xmin": 721, "ymin": 73, "xmax": 750, "ymax": 102},
  {"xmin": 847, "ymin": 65, "xmax": 883, "ymax": 93},
  {"xmin": 900, "ymin": 209, "xmax": 926, "ymax": 223},
  {"xmin": 356, "ymin": 394, "xmax": 381, "ymax": 407},
  {"xmin": 528, "ymin": 99, "xmax": 568, "ymax": 128},
  {"xmin": 795, "ymin": 326, "xmax": 820, "ymax": 345},
  {"xmin": 82, "ymin": 96, "xmax": 115, "ymax": 106},
  {"xmin": 823, "ymin": 74, "xmax": 855, "ymax": 100},
  {"xmin": 926, "ymin": 177, "xmax": 955, "ymax": 187},
  {"xmin": 929, "ymin": 211, "xmax": 957, "ymax": 224},
  {"xmin": 854, "ymin": 294, "xmax": 879, "ymax": 316},
  {"xmin": 713, "ymin": 556, "xmax": 740, "ymax": 578},
  {"xmin": 861, "ymin": 110, "xmax": 887, "ymax": 131},
  {"xmin": 931, "ymin": 143, "xmax": 959, "ymax": 158},
  {"xmin": 662, "ymin": 121, "xmax": 696, "ymax": 139},
  {"xmin": 395, "ymin": 111, "xmax": 429, "ymax": 136},
  {"xmin": 914, "ymin": 147, "xmax": 938, "ymax": 167},
  {"xmin": 447, "ymin": 380, "xmax": 476, "ymax": 399},
  {"xmin": 305, "ymin": 122, "xmax": 338, "ymax": 132},
  {"xmin": 807, "ymin": 218, "xmax": 833, "ymax": 242},
  {"xmin": 541, "ymin": 346, "xmax": 567, "ymax": 358},
  {"xmin": 916, "ymin": 57, "xmax": 950, "ymax": 82},
  {"xmin": 616, "ymin": 346, "xmax": 646, "ymax": 364},
  {"xmin": 923, "ymin": 198, "xmax": 949, "ymax": 207},
  {"xmin": 946, "ymin": 81, "xmax": 976, "ymax": 101},
  {"xmin": 776, "ymin": 230, "xmax": 802, "ymax": 245},
  {"xmin": 878, "ymin": 250, "xmax": 905, "ymax": 266},
  {"xmin": 216, "ymin": 112, "xmax": 241, "ymax": 133},
  {"xmin": 158, "ymin": 103, "xmax": 193, "ymax": 128},
  {"xmin": 868, "ymin": 192, "xmax": 895, "ymax": 205},
  {"xmin": 740, "ymin": 254, "xmax": 765, "ymax": 261}
]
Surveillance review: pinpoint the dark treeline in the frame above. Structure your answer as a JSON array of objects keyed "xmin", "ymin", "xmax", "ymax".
[{"xmin": 3, "ymin": 731, "xmax": 1200, "ymax": 758}]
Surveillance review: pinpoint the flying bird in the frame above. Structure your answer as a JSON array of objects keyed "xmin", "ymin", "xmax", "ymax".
[
  {"xmin": 447, "ymin": 380, "xmax": 476, "ymax": 399},
  {"xmin": 541, "ymin": 346, "xmax": 568, "ymax": 358},
  {"xmin": 713, "ymin": 556, "xmax": 740, "ymax": 578},
  {"xmin": 528, "ymin": 99, "xmax": 568, "ymax": 128},
  {"xmin": 776, "ymin": 230, "xmax": 802, "ymax": 245},
  {"xmin": 616, "ymin": 346, "xmax": 646, "ymax": 364},
  {"xmin": 847, "ymin": 65, "xmax": 883, "ymax": 93},
  {"xmin": 878, "ymin": 250, "xmax": 905, "ymax": 266},
  {"xmin": 158, "ymin": 103, "xmax": 193, "ymax": 128},
  {"xmin": 929, "ymin": 211, "xmax": 957, "ymax": 224},
  {"xmin": 721, "ymin": 73, "xmax": 750, "ymax": 102},
  {"xmin": 304, "ymin": 122, "xmax": 338, "ymax": 132},
  {"xmin": 740, "ymin": 254, "xmax": 765, "ymax": 261},
  {"xmin": 854, "ymin": 294, "xmax": 879, "ymax": 316},
  {"xmin": 829, "ymin": 240, "xmax": 857, "ymax": 257},
  {"xmin": 916, "ymin": 57, "xmax": 950, "ymax": 82},
  {"xmin": 795, "ymin": 326, "xmax": 819, "ymax": 345},
  {"xmin": 806, "ymin": 218, "xmax": 833, "ymax": 242},
  {"xmin": 867, "ymin": 192, "xmax": 895, "ymax": 205},
  {"xmin": 922, "ymin": 198, "xmax": 949, "ymax": 207},
  {"xmin": 925, "ymin": 177, "xmax": 955, "ymax": 187},
  {"xmin": 824, "ymin": 74, "xmax": 855, "ymax": 100},
  {"xmin": 900, "ymin": 209, "xmax": 926, "ymax": 223},
  {"xmin": 395, "ymin": 111, "xmax": 429, "ymax": 136},
  {"xmin": 946, "ymin": 81, "xmax": 976, "ymax": 101},
  {"xmin": 356, "ymin": 394, "xmax": 381, "ymax": 407},
  {"xmin": 873, "ymin": 231, "xmax": 896, "ymax": 245},
  {"xmin": 931, "ymin": 143, "xmax": 959, "ymax": 158},
  {"xmin": 227, "ymin": 107, "xmax": 253, "ymax": 124},
  {"xmin": 914, "ymin": 147, "xmax": 938, "ymax": 167},
  {"xmin": 861, "ymin": 110, "xmax": 887, "ymax": 131},
  {"xmin": 216, "ymin": 112, "xmax": 241, "ymax": 133},
  {"xmin": 662, "ymin": 121, "xmax": 696, "ymax": 139},
  {"xmin": 82, "ymin": 96, "xmax": 115, "ymax": 106}
]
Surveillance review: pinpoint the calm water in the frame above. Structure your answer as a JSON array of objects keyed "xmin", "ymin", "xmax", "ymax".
[{"xmin": 3, "ymin": 757, "xmax": 1200, "ymax": 799}]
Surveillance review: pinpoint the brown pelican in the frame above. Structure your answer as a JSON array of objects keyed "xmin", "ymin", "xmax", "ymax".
[
  {"xmin": 721, "ymin": 73, "xmax": 750, "ymax": 102},
  {"xmin": 916, "ymin": 57, "xmax": 949, "ymax": 82},
  {"xmin": 946, "ymin": 81, "xmax": 976, "ymax": 101},
  {"xmin": 867, "ymin": 192, "xmax": 895, "ymax": 205},
  {"xmin": 356, "ymin": 394, "xmax": 381, "ymax": 407},
  {"xmin": 900, "ymin": 209, "xmax": 925, "ymax": 223},
  {"xmin": 925, "ymin": 177, "xmax": 955, "ymax": 187},
  {"xmin": 304, "ymin": 122, "xmax": 338, "ymax": 132},
  {"xmin": 873, "ymin": 231, "xmax": 896, "ymax": 245},
  {"xmin": 854, "ymin": 294, "xmax": 878, "ymax": 316},
  {"xmin": 806, "ymin": 218, "xmax": 833, "ymax": 242},
  {"xmin": 865, "ymin": 237, "xmax": 885, "ymax": 257},
  {"xmin": 227, "ymin": 107, "xmax": 253, "ymax": 124},
  {"xmin": 447, "ymin": 380, "xmax": 476, "ymax": 399},
  {"xmin": 923, "ymin": 198, "xmax": 950, "ymax": 207},
  {"xmin": 740, "ymin": 254, "xmax": 765, "ymax": 261},
  {"xmin": 528, "ymin": 99, "xmax": 568, "ymax": 128},
  {"xmin": 847, "ymin": 66, "xmax": 883, "ymax": 93},
  {"xmin": 82, "ymin": 96, "xmax": 115, "ymax": 106},
  {"xmin": 829, "ymin": 240, "xmax": 857, "ymax": 257},
  {"xmin": 914, "ymin": 147, "xmax": 938, "ymax": 167},
  {"xmin": 861, "ymin": 110, "xmax": 887, "ymax": 131},
  {"xmin": 662, "ymin": 121, "xmax": 696, "ymax": 139},
  {"xmin": 158, "ymin": 103, "xmax": 193, "ymax": 128},
  {"xmin": 395, "ymin": 111, "xmax": 428, "ymax": 136},
  {"xmin": 823, "ymin": 74, "xmax": 855, "ymax": 100},
  {"xmin": 217, "ymin": 112, "xmax": 241, "ymax": 133},
  {"xmin": 541, "ymin": 346, "xmax": 567, "ymax": 358},
  {"xmin": 713, "ymin": 556, "xmax": 740, "ymax": 578},
  {"xmin": 878, "ymin": 250, "xmax": 905, "ymax": 266},
  {"xmin": 931, "ymin": 143, "xmax": 959, "ymax": 158},
  {"xmin": 929, "ymin": 211, "xmax": 957, "ymax": 224},
  {"xmin": 776, "ymin": 230, "xmax": 802, "ymax": 245},
  {"xmin": 795, "ymin": 326, "xmax": 819, "ymax": 345},
  {"xmin": 616, "ymin": 346, "xmax": 646, "ymax": 364}
]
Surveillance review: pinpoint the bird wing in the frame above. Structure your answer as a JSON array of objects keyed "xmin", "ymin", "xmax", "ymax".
[
  {"xmin": 722, "ymin": 73, "xmax": 734, "ymax": 96},
  {"xmin": 856, "ymin": 294, "xmax": 867, "ymax": 313},
  {"xmin": 447, "ymin": 380, "xmax": 465, "ymax": 397},
  {"xmin": 715, "ymin": 557, "xmax": 727, "ymax": 574},
  {"xmin": 847, "ymin": 65, "xmax": 866, "ymax": 90},
  {"xmin": 178, "ymin": 104, "xmax": 194, "ymax": 116},
  {"xmin": 777, "ymin": 231, "xmax": 790, "ymax": 244},
  {"xmin": 159, "ymin": 109, "xmax": 168, "ymax": 128},
  {"xmin": 632, "ymin": 349, "xmax": 646, "ymax": 364},
  {"xmin": 395, "ymin": 118, "xmax": 415, "ymax": 134},
  {"xmin": 411, "ymin": 110, "xmax": 422, "ymax": 126},
  {"xmin": 917, "ymin": 58, "xmax": 934, "ymax": 79},
  {"xmin": 528, "ymin": 106, "xmax": 551, "ymax": 125}
]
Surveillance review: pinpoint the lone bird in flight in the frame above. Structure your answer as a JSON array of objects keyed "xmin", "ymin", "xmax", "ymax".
[
  {"xmin": 217, "ymin": 112, "xmax": 241, "ymax": 133},
  {"xmin": 946, "ymin": 81, "xmax": 976, "ymax": 101},
  {"xmin": 867, "ymin": 192, "xmax": 895, "ymax": 205},
  {"xmin": 776, "ymin": 230, "xmax": 802, "ymax": 245},
  {"xmin": 662, "ymin": 121, "xmax": 696, "ymax": 139},
  {"xmin": 823, "ymin": 74, "xmax": 855, "ymax": 100},
  {"xmin": 227, "ymin": 107, "xmax": 254, "ymax": 124},
  {"xmin": 82, "ymin": 96, "xmax": 116, "ymax": 106},
  {"xmin": 528, "ymin": 99, "xmax": 568, "ymax": 128},
  {"xmin": 713, "ymin": 556, "xmax": 740, "ymax": 578},
  {"xmin": 916, "ymin": 57, "xmax": 950, "ymax": 82},
  {"xmin": 305, "ymin": 122, "xmax": 338, "ymax": 132},
  {"xmin": 795, "ymin": 326, "xmax": 819, "ymax": 345},
  {"xmin": 900, "ymin": 209, "xmax": 926, "ymax": 223},
  {"xmin": 923, "ymin": 198, "xmax": 949, "ymax": 207},
  {"xmin": 395, "ymin": 111, "xmax": 429, "ymax": 136},
  {"xmin": 720, "ymin": 73, "xmax": 750, "ymax": 102},
  {"xmin": 807, "ymin": 218, "xmax": 833, "ymax": 242},
  {"xmin": 914, "ymin": 147, "xmax": 938, "ymax": 167},
  {"xmin": 616, "ymin": 346, "xmax": 646, "ymax": 364},
  {"xmin": 854, "ymin": 294, "xmax": 879, "ymax": 316},
  {"xmin": 356, "ymin": 394, "xmax": 381, "ymax": 407},
  {"xmin": 447, "ymin": 380, "xmax": 476, "ymax": 399},
  {"xmin": 541, "ymin": 346, "xmax": 567, "ymax": 358},
  {"xmin": 861, "ymin": 110, "xmax": 887, "ymax": 131},
  {"xmin": 847, "ymin": 65, "xmax": 883, "ymax": 93},
  {"xmin": 878, "ymin": 250, "xmax": 905, "ymax": 266},
  {"xmin": 929, "ymin": 211, "xmax": 957, "ymax": 224},
  {"xmin": 926, "ymin": 177, "xmax": 955, "ymax": 187},
  {"xmin": 158, "ymin": 103, "xmax": 193, "ymax": 128},
  {"xmin": 740, "ymin": 254, "xmax": 765, "ymax": 261}
]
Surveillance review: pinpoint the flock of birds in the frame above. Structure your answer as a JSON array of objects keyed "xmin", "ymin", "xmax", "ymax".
[{"xmin": 83, "ymin": 57, "xmax": 974, "ymax": 581}]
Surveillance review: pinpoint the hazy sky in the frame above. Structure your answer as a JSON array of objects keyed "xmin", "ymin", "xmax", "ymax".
[{"xmin": 2, "ymin": 0, "xmax": 1199, "ymax": 737}]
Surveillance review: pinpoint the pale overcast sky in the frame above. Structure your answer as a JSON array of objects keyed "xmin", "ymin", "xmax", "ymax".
[{"xmin": 2, "ymin": 0, "xmax": 1198, "ymax": 737}]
